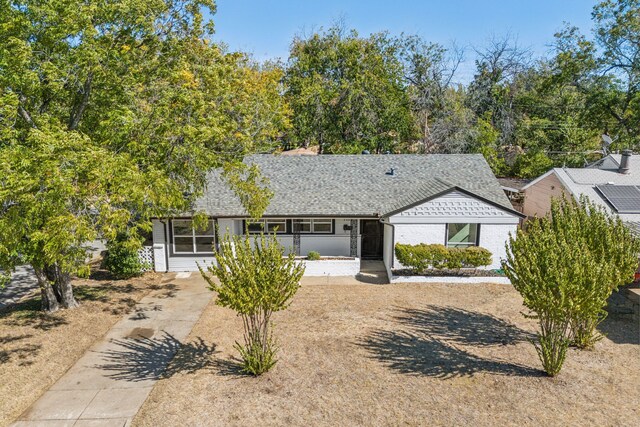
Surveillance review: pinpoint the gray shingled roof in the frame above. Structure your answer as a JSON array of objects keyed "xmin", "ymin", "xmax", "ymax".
[{"xmin": 193, "ymin": 154, "xmax": 516, "ymax": 217}]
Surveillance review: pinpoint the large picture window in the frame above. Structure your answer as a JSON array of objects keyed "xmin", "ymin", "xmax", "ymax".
[
  {"xmin": 246, "ymin": 219, "xmax": 287, "ymax": 234},
  {"xmin": 292, "ymin": 219, "xmax": 333, "ymax": 234},
  {"xmin": 172, "ymin": 219, "xmax": 215, "ymax": 254},
  {"xmin": 446, "ymin": 223, "xmax": 479, "ymax": 248}
]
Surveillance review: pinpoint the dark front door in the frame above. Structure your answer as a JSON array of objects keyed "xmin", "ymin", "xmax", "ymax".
[{"xmin": 361, "ymin": 220, "xmax": 383, "ymax": 259}]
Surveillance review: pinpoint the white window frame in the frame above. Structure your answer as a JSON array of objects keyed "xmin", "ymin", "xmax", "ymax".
[
  {"xmin": 445, "ymin": 223, "xmax": 479, "ymax": 248},
  {"xmin": 172, "ymin": 219, "xmax": 215, "ymax": 254},
  {"xmin": 292, "ymin": 218, "xmax": 333, "ymax": 234},
  {"xmin": 246, "ymin": 219, "xmax": 266, "ymax": 234},
  {"xmin": 311, "ymin": 219, "xmax": 332, "ymax": 234},
  {"xmin": 246, "ymin": 219, "xmax": 287, "ymax": 234}
]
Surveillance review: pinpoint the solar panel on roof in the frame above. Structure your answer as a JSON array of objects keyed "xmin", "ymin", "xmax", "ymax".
[{"xmin": 595, "ymin": 185, "xmax": 640, "ymax": 213}]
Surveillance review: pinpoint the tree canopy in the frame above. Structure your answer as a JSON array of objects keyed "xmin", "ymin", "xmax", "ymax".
[
  {"xmin": 284, "ymin": 26, "xmax": 416, "ymax": 154},
  {"xmin": 282, "ymin": 1, "xmax": 640, "ymax": 177},
  {"xmin": 0, "ymin": 0, "xmax": 287, "ymax": 310}
]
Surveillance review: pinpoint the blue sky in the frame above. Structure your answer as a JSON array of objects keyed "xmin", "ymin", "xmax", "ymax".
[{"xmin": 209, "ymin": 0, "xmax": 598, "ymax": 83}]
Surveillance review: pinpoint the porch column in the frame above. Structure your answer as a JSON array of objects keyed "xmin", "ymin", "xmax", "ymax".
[{"xmin": 349, "ymin": 219, "xmax": 358, "ymax": 257}]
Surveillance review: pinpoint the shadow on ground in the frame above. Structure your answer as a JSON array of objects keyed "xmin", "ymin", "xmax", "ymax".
[
  {"xmin": 0, "ymin": 297, "xmax": 68, "ymax": 331},
  {"xmin": 355, "ymin": 273, "xmax": 388, "ymax": 285},
  {"xmin": 598, "ymin": 315, "xmax": 639, "ymax": 345},
  {"xmin": 0, "ymin": 334, "xmax": 41, "ymax": 365},
  {"xmin": 97, "ymin": 332, "xmax": 218, "ymax": 381},
  {"xmin": 359, "ymin": 305, "xmax": 541, "ymax": 378}
]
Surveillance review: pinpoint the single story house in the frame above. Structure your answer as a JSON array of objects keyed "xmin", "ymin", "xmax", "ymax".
[
  {"xmin": 149, "ymin": 154, "xmax": 524, "ymax": 277},
  {"xmin": 522, "ymin": 150, "xmax": 640, "ymax": 234}
]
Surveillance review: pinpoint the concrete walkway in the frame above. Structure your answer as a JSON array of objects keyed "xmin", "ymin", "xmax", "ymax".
[
  {"xmin": 0, "ymin": 266, "xmax": 38, "ymax": 310},
  {"xmin": 301, "ymin": 260, "xmax": 389, "ymax": 285},
  {"xmin": 13, "ymin": 272, "xmax": 212, "ymax": 427}
]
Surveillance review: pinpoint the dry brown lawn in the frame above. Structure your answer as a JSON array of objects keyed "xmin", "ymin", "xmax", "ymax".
[
  {"xmin": 0, "ymin": 270, "xmax": 163, "ymax": 427},
  {"xmin": 134, "ymin": 282, "xmax": 640, "ymax": 426}
]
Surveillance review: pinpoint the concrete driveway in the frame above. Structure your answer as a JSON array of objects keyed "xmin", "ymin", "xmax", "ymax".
[{"xmin": 0, "ymin": 265, "xmax": 38, "ymax": 310}]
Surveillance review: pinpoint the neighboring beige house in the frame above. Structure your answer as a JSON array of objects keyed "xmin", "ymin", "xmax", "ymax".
[
  {"xmin": 521, "ymin": 171, "xmax": 569, "ymax": 218},
  {"xmin": 522, "ymin": 150, "xmax": 640, "ymax": 233}
]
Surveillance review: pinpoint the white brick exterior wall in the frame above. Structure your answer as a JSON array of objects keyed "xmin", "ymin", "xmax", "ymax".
[
  {"xmin": 387, "ymin": 191, "xmax": 520, "ymax": 271},
  {"xmin": 478, "ymin": 224, "xmax": 518, "ymax": 269}
]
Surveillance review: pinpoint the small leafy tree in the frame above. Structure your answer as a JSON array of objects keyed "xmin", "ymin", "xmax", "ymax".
[
  {"xmin": 200, "ymin": 232, "xmax": 304, "ymax": 375},
  {"xmin": 546, "ymin": 197, "xmax": 640, "ymax": 348},
  {"xmin": 504, "ymin": 197, "xmax": 640, "ymax": 376},
  {"xmin": 503, "ymin": 216, "xmax": 573, "ymax": 376}
]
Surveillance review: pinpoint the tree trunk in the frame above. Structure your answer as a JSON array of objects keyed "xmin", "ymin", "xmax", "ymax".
[
  {"xmin": 33, "ymin": 267, "xmax": 60, "ymax": 312},
  {"xmin": 43, "ymin": 263, "xmax": 79, "ymax": 309},
  {"xmin": 48, "ymin": 263, "xmax": 79, "ymax": 309}
]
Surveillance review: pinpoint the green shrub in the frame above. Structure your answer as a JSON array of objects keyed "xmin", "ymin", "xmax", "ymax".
[
  {"xmin": 503, "ymin": 196, "xmax": 640, "ymax": 376},
  {"xmin": 102, "ymin": 236, "xmax": 147, "ymax": 279},
  {"xmin": 394, "ymin": 243, "xmax": 492, "ymax": 273},
  {"xmin": 464, "ymin": 246, "xmax": 493, "ymax": 267},
  {"xmin": 307, "ymin": 251, "xmax": 321, "ymax": 260},
  {"xmin": 200, "ymin": 232, "xmax": 305, "ymax": 376}
]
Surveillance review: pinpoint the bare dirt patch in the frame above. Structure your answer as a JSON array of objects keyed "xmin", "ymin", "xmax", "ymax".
[
  {"xmin": 134, "ymin": 282, "xmax": 639, "ymax": 427},
  {"xmin": 0, "ymin": 270, "xmax": 164, "ymax": 426}
]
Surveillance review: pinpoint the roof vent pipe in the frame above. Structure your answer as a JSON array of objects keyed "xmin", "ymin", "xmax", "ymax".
[
  {"xmin": 619, "ymin": 149, "xmax": 632, "ymax": 174},
  {"xmin": 386, "ymin": 167, "xmax": 395, "ymax": 176}
]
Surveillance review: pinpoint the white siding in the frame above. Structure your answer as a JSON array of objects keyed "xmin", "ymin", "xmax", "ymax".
[
  {"xmin": 240, "ymin": 234, "xmax": 295, "ymax": 255},
  {"xmin": 217, "ymin": 218, "xmax": 235, "ymax": 235},
  {"xmin": 168, "ymin": 255, "xmax": 216, "ymax": 272},
  {"xmin": 334, "ymin": 218, "xmax": 352, "ymax": 236},
  {"xmin": 152, "ymin": 220, "xmax": 167, "ymax": 272},
  {"xmin": 382, "ymin": 222, "xmax": 394, "ymax": 278},
  {"xmin": 154, "ymin": 218, "xmax": 357, "ymax": 273},
  {"xmin": 274, "ymin": 235, "xmax": 294, "ymax": 255}
]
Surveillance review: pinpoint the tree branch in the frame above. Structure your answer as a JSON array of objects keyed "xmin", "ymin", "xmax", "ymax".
[
  {"xmin": 68, "ymin": 71, "xmax": 94, "ymax": 131},
  {"xmin": 18, "ymin": 105, "xmax": 37, "ymax": 129}
]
